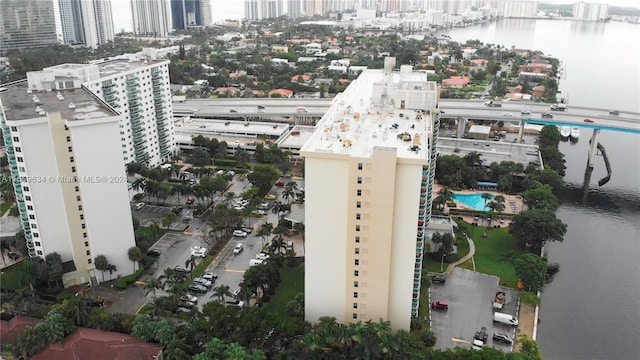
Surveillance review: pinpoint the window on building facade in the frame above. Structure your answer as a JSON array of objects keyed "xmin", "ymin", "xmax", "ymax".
[
  {"xmin": 357, "ymin": 163, "xmax": 363, "ymax": 170},
  {"xmin": 354, "ymin": 281, "xmax": 359, "ymax": 287},
  {"xmin": 355, "ymin": 225, "xmax": 360, "ymax": 232},
  {"xmin": 353, "ymin": 292, "xmax": 358, "ymax": 298},
  {"xmin": 354, "ymin": 259, "xmax": 359, "ymax": 265},
  {"xmin": 357, "ymin": 176, "xmax": 362, "ymax": 184},
  {"xmin": 35, "ymin": 242, "xmax": 41, "ymax": 247},
  {"xmin": 353, "ymin": 313, "xmax": 358, "ymax": 319},
  {"xmin": 354, "ymin": 270, "xmax": 359, "ymax": 276},
  {"xmin": 356, "ymin": 213, "xmax": 361, "ymax": 220},
  {"xmin": 355, "ymin": 248, "xmax": 360, "ymax": 254},
  {"xmin": 84, "ymin": 241, "xmax": 89, "ymax": 247},
  {"xmin": 353, "ymin": 303, "xmax": 358, "ymax": 309},
  {"xmin": 355, "ymin": 236, "xmax": 360, "ymax": 243},
  {"xmin": 357, "ymin": 189, "xmax": 362, "ymax": 196},
  {"xmin": 356, "ymin": 201, "xmax": 361, "ymax": 208},
  {"xmin": 87, "ymin": 259, "xmax": 92, "ymax": 264},
  {"xmin": 29, "ymin": 215, "xmax": 35, "ymax": 220}
]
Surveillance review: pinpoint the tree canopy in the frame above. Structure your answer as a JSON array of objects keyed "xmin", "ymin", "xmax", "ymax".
[{"xmin": 510, "ymin": 209, "xmax": 567, "ymax": 253}]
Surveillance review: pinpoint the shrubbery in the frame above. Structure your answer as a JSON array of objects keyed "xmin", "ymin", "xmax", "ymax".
[{"xmin": 115, "ymin": 267, "xmax": 146, "ymax": 290}]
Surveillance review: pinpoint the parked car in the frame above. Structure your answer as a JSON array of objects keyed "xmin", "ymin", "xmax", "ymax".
[
  {"xmin": 234, "ymin": 206, "xmax": 245, "ymax": 211},
  {"xmin": 583, "ymin": 118, "xmax": 594, "ymax": 123},
  {"xmin": 256, "ymin": 253, "xmax": 270, "ymax": 261},
  {"xmin": 521, "ymin": 110, "xmax": 531, "ymax": 114},
  {"xmin": 493, "ymin": 332, "xmax": 513, "ymax": 344},
  {"xmin": 541, "ymin": 112, "xmax": 553, "ymax": 118},
  {"xmin": 188, "ymin": 284, "xmax": 208, "ymax": 293},
  {"xmin": 241, "ymin": 227, "xmax": 253, "ymax": 234},
  {"xmin": 8, "ymin": 252, "xmax": 20, "ymax": 261},
  {"xmin": 275, "ymin": 181, "xmax": 285, "ymax": 187},
  {"xmin": 172, "ymin": 206, "xmax": 183, "ymax": 214},
  {"xmin": 146, "ymin": 249, "xmax": 161, "ymax": 257},
  {"xmin": 134, "ymin": 202, "xmax": 145, "ymax": 210},
  {"xmin": 233, "ymin": 230, "xmax": 248, "ymax": 237},
  {"xmin": 257, "ymin": 203, "xmax": 270, "ymax": 210},
  {"xmin": 225, "ymin": 299, "xmax": 244, "ymax": 307},
  {"xmin": 185, "ymin": 197, "xmax": 195, "ymax": 205},
  {"xmin": 192, "ymin": 278, "xmax": 212, "ymax": 288},
  {"xmin": 502, "ymin": 112, "xmax": 514, "ymax": 117},
  {"xmin": 232, "ymin": 289, "xmax": 241, "ymax": 298},
  {"xmin": 230, "ymin": 109, "xmax": 237, "ymax": 113},
  {"xmin": 430, "ymin": 274, "xmax": 446, "ymax": 284},
  {"xmin": 178, "ymin": 300, "xmax": 196, "ymax": 309},
  {"xmin": 202, "ymin": 272, "xmax": 218, "ymax": 281},
  {"xmin": 233, "ymin": 243, "xmax": 244, "ymax": 254},
  {"xmin": 180, "ymin": 294, "xmax": 198, "ymax": 303},
  {"xmin": 608, "ymin": 109, "xmax": 620, "ymax": 115},
  {"xmin": 252, "ymin": 209, "xmax": 266, "ymax": 216},
  {"xmin": 174, "ymin": 307, "xmax": 192, "ymax": 314},
  {"xmin": 174, "ymin": 265, "xmax": 190, "ymax": 273},
  {"xmin": 431, "ymin": 301, "xmax": 449, "ymax": 310},
  {"xmin": 264, "ymin": 194, "xmax": 276, "ymax": 200},
  {"xmin": 191, "ymin": 247, "xmax": 207, "ymax": 258}
]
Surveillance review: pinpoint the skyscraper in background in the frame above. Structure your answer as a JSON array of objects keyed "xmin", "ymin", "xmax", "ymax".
[
  {"xmin": 59, "ymin": 0, "xmax": 115, "ymax": 48},
  {"xmin": 131, "ymin": 0, "xmax": 172, "ymax": 37},
  {"xmin": 0, "ymin": 0, "xmax": 59, "ymax": 55},
  {"xmin": 171, "ymin": 0, "xmax": 210, "ymax": 29}
]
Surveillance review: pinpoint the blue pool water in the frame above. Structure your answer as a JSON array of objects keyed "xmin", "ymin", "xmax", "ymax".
[{"xmin": 452, "ymin": 193, "xmax": 494, "ymax": 211}]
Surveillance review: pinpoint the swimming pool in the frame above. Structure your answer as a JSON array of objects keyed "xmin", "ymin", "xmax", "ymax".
[{"xmin": 452, "ymin": 193, "xmax": 494, "ymax": 211}]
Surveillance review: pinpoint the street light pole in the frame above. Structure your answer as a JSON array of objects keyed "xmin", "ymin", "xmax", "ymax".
[{"xmin": 440, "ymin": 252, "xmax": 445, "ymax": 273}]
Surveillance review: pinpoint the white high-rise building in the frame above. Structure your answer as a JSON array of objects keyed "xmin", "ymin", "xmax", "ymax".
[
  {"xmin": 301, "ymin": 58, "xmax": 441, "ymax": 331},
  {"xmin": 573, "ymin": 2, "xmax": 608, "ymax": 21},
  {"xmin": 59, "ymin": 0, "xmax": 115, "ymax": 48},
  {"xmin": 131, "ymin": 0, "xmax": 172, "ymax": 37},
  {"xmin": 0, "ymin": 67, "xmax": 137, "ymax": 288},
  {"xmin": 86, "ymin": 58, "xmax": 176, "ymax": 166},
  {"xmin": 497, "ymin": 0, "xmax": 537, "ymax": 18}
]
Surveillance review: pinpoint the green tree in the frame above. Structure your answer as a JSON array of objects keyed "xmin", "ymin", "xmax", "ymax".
[
  {"xmin": 510, "ymin": 209, "xmax": 567, "ymax": 253},
  {"xmin": 247, "ymin": 164, "xmax": 280, "ymax": 196},
  {"xmin": 44, "ymin": 252, "xmax": 64, "ymax": 290},
  {"xmin": 285, "ymin": 292, "xmax": 305, "ymax": 319},
  {"xmin": 522, "ymin": 183, "xmax": 559, "ymax": 211},
  {"xmin": 17, "ymin": 326, "xmax": 46, "ymax": 359},
  {"xmin": 212, "ymin": 284, "xmax": 232, "ymax": 303},
  {"xmin": 434, "ymin": 186, "xmax": 454, "ymax": 210},
  {"xmin": 514, "ymin": 254, "xmax": 548, "ymax": 293},
  {"xmin": 54, "ymin": 297, "xmax": 89, "ymax": 327},
  {"xmin": 162, "ymin": 212, "xmax": 177, "ymax": 228},
  {"xmin": 94, "ymin": 255, "xmax": 109, "ymax": 282},
  {"xmin": 127, "ymin": 246, "xmax": 144, "ymax": 272},
  {"xmin": 527, "ymin": 168, "xmax": 564, "ymax": 192},
  {"xmin": 257, "ymin": 222, "xmax": 273, "ymax": 246}
]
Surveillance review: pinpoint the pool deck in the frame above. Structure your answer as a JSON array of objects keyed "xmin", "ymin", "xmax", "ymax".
[{"xmin": 433, "ymin": 183, "xmax": 525, "ymax": 227}]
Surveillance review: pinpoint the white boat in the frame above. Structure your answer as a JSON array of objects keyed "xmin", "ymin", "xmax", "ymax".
[
  {"xmin": 570, "ymin": 127, "xmax": 580, "ymax": 140},
  {"xmin": 560, "ymin": 126, "xmax": 571, "ymax": 138}
]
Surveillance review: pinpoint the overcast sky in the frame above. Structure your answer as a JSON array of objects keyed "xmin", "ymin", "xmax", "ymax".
[{"xmin": 110, "ymin": 0, "xmax": 639, "ymax": 34}]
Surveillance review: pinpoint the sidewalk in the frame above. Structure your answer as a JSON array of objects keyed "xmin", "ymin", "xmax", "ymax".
[{"xmin": 445, "ymin": 235, "xmax": 476, "ymax": 274}]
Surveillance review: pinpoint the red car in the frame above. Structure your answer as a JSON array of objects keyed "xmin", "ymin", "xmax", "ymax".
[
  {"xmin": 431, "ymin": 301, "xmax": 449, "ymax": 310},
  {"xmin": 186, "ymin": 197, "xmax": 195, "ymax": 205},
  {"xmin": 275, "ymin": 181, "xmax": 285, "ymax": 187},
  {"xmin": 583, "ymin": 118, "xmax": 594, "ymax": 123}
]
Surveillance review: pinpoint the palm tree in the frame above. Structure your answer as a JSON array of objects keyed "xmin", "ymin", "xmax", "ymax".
[
  {"xmin": 224, "ymin": 191, "xmax": 236, "ymax": 205},
  {"xmin": 211, "ymin": 284, "xmax": 232, "ymax": 303},
  {"xmin": 60, "ymin": 296, "xmax": 90, "ymax": 327},
  {"xmin": 270, "ymin": 236, "xmax": 287, "ymax": 260},
  {"xmin": 435, "ymin": 186, "xmax": 454, "ymax": 210},
  {"xmin": 164, "ymin": 338, "xmax": 192, "ymax": 360},
  {"xmin": 481, "ymin": 192, "xmax": 493, "ymax": 211},
  {"xmin": 149, "ymin": 220, "xmax": 161, "ymax": 242},
  {"xmin": 257, "ymin": 222, "xmax": 273, "ymax": 246},
  {"xmin": 127, "ymin": 246, "xmax": 144, "ymax": 272},
  {"xmin": 94, "ymin": 255, "xmax": 109, "ymax": 282},
  {"xmin": 293, "ymin": 221, "xmax": 305, "ymax": 253},
  {"xmin": 282, "ymin": 187, "xmax": 295, "ymax": 204},
  {"xmin": 144, "ymin": 278, "xmax": 164, "ymax": 301},
  {"xmin": 106, "ymin": 264, "xmax": 117, "ymax": 280},
  {"xmin": 185, "ymin": 256, "xmax": 196, "ymax": 276}
]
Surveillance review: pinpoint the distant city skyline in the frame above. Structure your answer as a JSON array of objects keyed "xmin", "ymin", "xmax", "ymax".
[{"xmin": 106, "ymin": 0, "xmax": 639, "ymax": 33}]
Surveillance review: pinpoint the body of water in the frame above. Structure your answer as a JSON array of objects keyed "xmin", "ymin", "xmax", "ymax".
[
  {"xmin": 452, "ymin": 193, "xmax": 493, "ymax": 211},
  {"xmin": 445, "ymin": 19, "xmax": 640, "ymax": 360}
]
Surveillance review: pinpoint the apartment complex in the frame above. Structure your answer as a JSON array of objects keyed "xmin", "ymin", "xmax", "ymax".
[
  {"xmin": 170, "ymin": 0, "xmax": 211, "ymax": 29},
  {"xmin": 0, "ymin": 74, "xmax": 136, "ymax": 288},
  {"xmin": 0, "ymin": 0, "xmax": 58, "ymax": 55},
  {"xmin": 573, "ymin": 2, "xmax": 608, "ymax": 21},
  {"xmin": 131, "ymin": 0, "xmax": 172, "ymax": 37},
  {"xmin": 58, "ymin": 0, "xmax": 115, "ymax": 48},
  {"xmin": 83, "ymin": 58, "xmax": 175, "ymax": 166},
  {"xmin": 301, "ymin": 58, "xmax": 441, "ymax": 331}
]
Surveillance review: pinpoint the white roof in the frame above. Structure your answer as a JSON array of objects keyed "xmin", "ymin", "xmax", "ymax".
[{"xmin": 469, "ymin": 125, "xmax": 491, "ymax": 134}]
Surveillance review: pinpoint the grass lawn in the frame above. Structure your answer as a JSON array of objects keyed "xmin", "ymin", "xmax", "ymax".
[
  {"xmin": 0, "ymin": 202, "xmax": 13, "ymax": 216},
  {"xmin": 137, "ymin": 226, "xmax": 166, "ymax": 241},
  {"xmin": 457, "ymin": 220, "xmax": 523, "ymax": 288},
  {"xmin": 422, "ymin": 235, "xmax": 470, "ymax": 274},
  {"xmin": 0, "ymin": 264, "xmax": 21, "ymax": 291},
  {"xmin": 261, "ymin": 263, "xmax": 304, "ymax": 319}
]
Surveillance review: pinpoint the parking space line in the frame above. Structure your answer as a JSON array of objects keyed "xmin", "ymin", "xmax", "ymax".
[
  {"xmin": 226, "ymin": 269, "xmax": 246, "ymax": 273},
  {"xmin": 451, "ymin": 338, "xmax": 471, "ymax": 345}
]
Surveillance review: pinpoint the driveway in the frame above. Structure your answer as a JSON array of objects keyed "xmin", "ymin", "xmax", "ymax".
[{"xmin": 429, "ymin": 268, "xmax": 519, "ymax": 352}]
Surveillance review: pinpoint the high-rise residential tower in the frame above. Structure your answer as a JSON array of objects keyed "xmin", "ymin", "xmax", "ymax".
[
  {"xmin": 59, "ymin": 0, "xmax": 115, "ymax": 48},
  {"xmin": 0, "ymin": 0, "xmax": 58, "ymax": 55},
  {"xmin": 170, "ymin": 0, "xmax": 210, "ymax": 29},
  {"xmin": 131, "ymin": 0, "xmax": 172, "ymax": 37},
  {"xmin": 301, "ymin": 58, "xmax": 441, "ymax": 331},
  {"xmin": 0, "ymin": 67, "xmax": 137, "ymax": 288}
]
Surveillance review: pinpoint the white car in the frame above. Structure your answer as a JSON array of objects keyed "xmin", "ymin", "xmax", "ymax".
[
  {"xmin": 180, "ymin": 294, "xmax": 198, "ymax": 303},
  {"xmin": 233, "ymin": 230, "xmax": 248, "ymax": 237},
  {"xmin": 256, "ymin": 252, "xmax": 270, "ymax": 260},
  {"xmin": 234, "ymin": 206, "xmax": 245, "ymax": 211},
  {"xmin": 193, "ymin": 277, "xmax": 213, "ymax": 288},
  {"xmin": 502, "ymin": 112, "xmax": 514, "ymax": 117},
  {"xmin": 521, "ymin": 110, "xmax": 531, "ymax": 114},
  {"xmin": 252, "ymin": 209, "xmax": 266, "ymax": 216},
  {"xmin": 191, "ymin": 248, "xmax": 207, "ymax": 258},
  {"xmin": 202, "ymin": 272, "xmax": 218, "ymax": 281},
  {"xmin": 233, "ymin": 243, "xmax": 243, "ymax": 254}
]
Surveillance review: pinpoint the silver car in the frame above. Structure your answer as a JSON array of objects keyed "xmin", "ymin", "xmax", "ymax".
[{"xmin": 193, "ymin": 277, "xmax": 213, "ymax": 288}]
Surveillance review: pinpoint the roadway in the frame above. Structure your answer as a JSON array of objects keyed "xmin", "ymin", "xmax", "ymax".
[{"xmin": 171, "ymin": 98, "xmax": 640, "ymax": 133}]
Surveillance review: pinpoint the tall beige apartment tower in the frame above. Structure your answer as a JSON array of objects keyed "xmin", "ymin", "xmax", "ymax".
[{"xmin": 301, "ymin": 58, "xmax": 441, "ymax": 331}]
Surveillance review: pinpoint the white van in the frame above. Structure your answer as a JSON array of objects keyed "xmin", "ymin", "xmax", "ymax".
[
  {"xmin": 249, "ymin": 259, "xmax": 264, "ymax": 267},
  {"xmin": 493, "ymin": 312, "xmax": 518, "ymax": 326},
  {"xmin": 215, "ymin": 170, "xmax": 224, "ymax": 176},
  {"xmin": 286, "ymin": 241, "xmax": 294, "ymax": 250},
  {"xmin": 134, "ymin": 202, "xmax": 145, "ymax": 210}
]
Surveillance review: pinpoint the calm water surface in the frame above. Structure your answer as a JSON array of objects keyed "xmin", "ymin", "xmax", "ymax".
[{"xmin": 446, "ymin": 19, "xmax": 640, "ymax": 360}]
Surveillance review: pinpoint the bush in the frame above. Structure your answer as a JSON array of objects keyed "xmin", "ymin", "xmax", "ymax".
[
  {"xmin": 115, "ymin": 267, "xmax": 146, "ymax": 290},
  {"xmin": 421, "ymin": 329, "xmax": 437, "ymax": 347},
  {"xmin": 520, "ymin": 291, "xmax": 540, "ymax": 306}
]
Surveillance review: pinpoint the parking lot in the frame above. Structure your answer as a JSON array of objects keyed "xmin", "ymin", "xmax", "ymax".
[{"xmin": 429, "ymin": 268, "xmax": 519, "ymax": 352}]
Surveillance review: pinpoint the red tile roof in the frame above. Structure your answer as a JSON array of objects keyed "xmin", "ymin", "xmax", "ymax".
[
  {"xmin": 268, "ymin": 88, "xmax": 294, "ymax": 97},
  {"xmin": 291, "ymin": 74, "xmax": 311, "ymax": 82},
  {"xmin": 31, "ymin": 327, "xmax": 163, "ymax": 360},
  {"xmin": 215, "ymin": 87, "xmax": 239, "ymax": 93},
  {"xmin": 0, "ymin": 315, "xmax": 42, "ymax": 345},
  {"xmin": 442, "ymin": 76, "xmax": 470, "ymax": 86}
]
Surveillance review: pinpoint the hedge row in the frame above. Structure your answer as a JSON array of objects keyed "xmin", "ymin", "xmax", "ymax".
[{"xmin": 115, "ymin": 267, "xmax": 146, "ymax": 290}]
